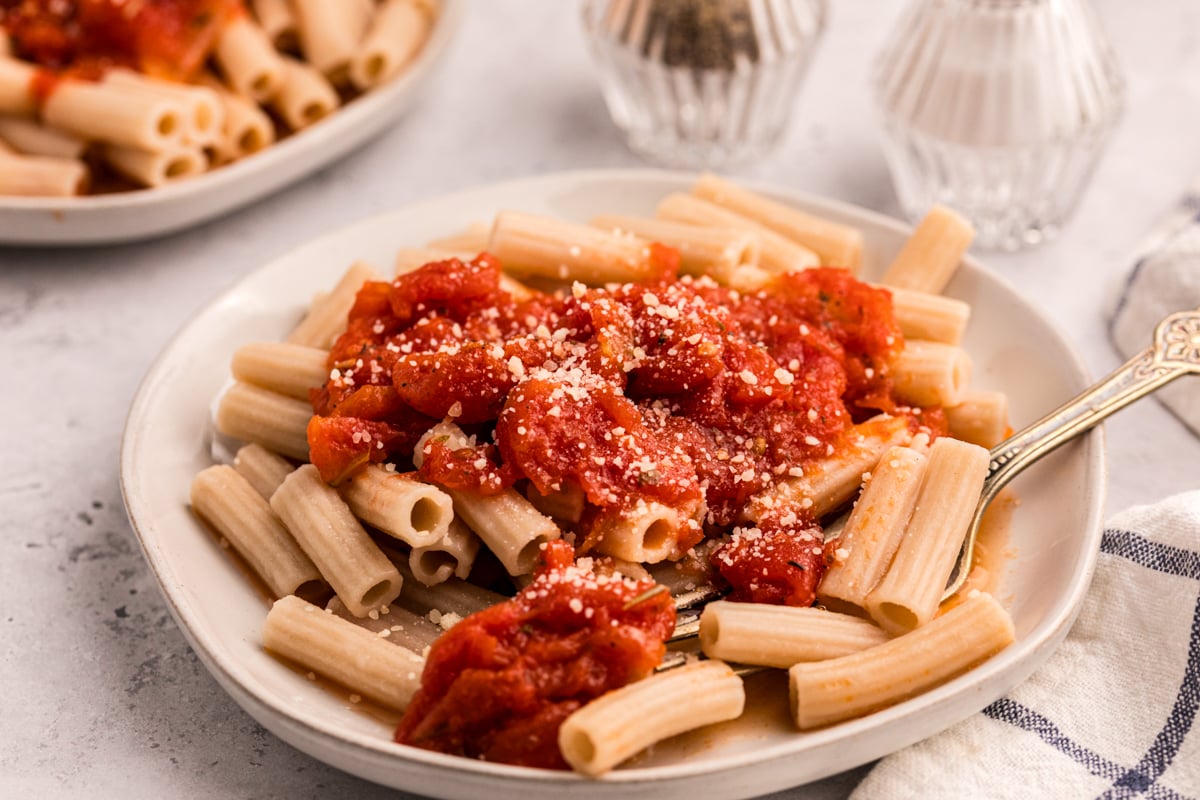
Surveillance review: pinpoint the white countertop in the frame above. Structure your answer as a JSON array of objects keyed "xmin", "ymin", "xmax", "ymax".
[{"xmin": 3, "ymin": 2, "xmax": 1199, "ymax": 798}]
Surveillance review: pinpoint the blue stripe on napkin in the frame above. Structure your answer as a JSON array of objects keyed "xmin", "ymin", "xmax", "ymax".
[{"xmin": 983, "ymin": 527, "xmax": 1200, "ymax": 800}]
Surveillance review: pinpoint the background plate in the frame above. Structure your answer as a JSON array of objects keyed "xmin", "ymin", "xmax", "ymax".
[
  {"xmin": 0, "ymin": 0, "xmax": 461, "ymax": 247},
  {"xmin": 120, "ymin": 169, "xmax": 1106, "ymax": 799}
]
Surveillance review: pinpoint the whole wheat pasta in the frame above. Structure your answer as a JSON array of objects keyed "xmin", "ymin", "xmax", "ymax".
[
  {"xmin": 865, "ymin": 437, "xmax": 991, "ymax": 633},
  {"xmin": 559, "ymin": 660, "xmax": 745, "ymax": 776},
  {"xmin": 215, "ymin": 381, "xmax": 312, "ymax": 462},
  {"xmin": 590, "ymin": 498, "xmax": 702, "ymax": 564},
  {"xmin": 43, "ymin": 78, "xmax": 187, "ymax": 150},
  {"xmin": 270, "ymin": 464, "xmax": 403, "ymax": 617},
  {"xmin": 0, "ymin": 116, "xmax": 86, "ymax": 159},
  {"xmin": 655, "ymin": 192, "xmax": 819, "ymax": 274},
  {"xmin": 102, "ymin": 69, "xmax": 223, "ymax": 146},
  {"xmin": 790, "ymin": 592, "xmax": 1014, "ymax": 729},
  {"xmin": 886, "ymin": 285, "xmax": 971, "ymax": 345},
  {"xmin": 487, "ymin": 211, "xmax": 659, "ymax": 285},
  {"xmin": 0, "ymin": 151, "xmax": 87, "ymax": 196},
  {"xmin": 891, "ymin": 340, "xmax": 971, "ymax": 408},
  {"xmin": 945, "ymin": 390, "xmax": 1010, "ymax": 448},
  {"xmin": 231, "ymin": 341, "xmax": 329, "ymax": 401},
  {"xmin": 746, "ymin": 415, "xmax": 913, "ymax": 523},
  {"xmin": 0, "ymin": 56, "xmax": 36, "ymax": 115},
  {"xmin": 102, "ymin": 143, "xmax": 206, "ymax": 188},
  {"xmin": 408, "ymin": 519, "xmax": 480, "ymax": 586},
  {"xmin": 699, "ymin": 601, "xmax": 890, "ymax": 668},
  {"xmin": 263, "ymin": 595, "xmax": 425, "ymax": 711},
  {"xmin": 692, "ymin": 173, "xmax": 864, "ymax": 271},
  {"xmin": 291, "ymin": 0, "xmax": 373, "ymax": 77},
  {"xmin": 191, "ymin": 464, "xmax": 325, "ymax": 598},
  {"xmin": 525, "ymin": 482, "xmax": 586, "ymax": 524},
  {"xmin": 880, "ymin": 204, "xmax": 976, "ymax": 293},
  {"xmin": 394, "ymin": 559, "xmax": 506, "ymax": 618},
  {"xmin": 589, "ymin": 213, "xmax": 767, "ymax": 290},
  {"xmin": 233, "ymin": 443, "xmax": 295, "ymax": 500},
  {"xmin": 287, "ymin": 261, "xmax": 382, "ymax": 348},
  {"xmin": 213, "ymin": 15, "xmax": 286, "ymax": 102},
  {"xmin": 818, "ymin": 445, "xmax": 929, "ymax": 614},
  {"xmin": 337, "ymin": 464, "xmax": 454, "ymax": 549},
  {"xmin": 271, "ymin": 58, "xmax": 340, "ymax": 131},
  {"xmin": 414, "ymin": 423, "xmax": 562, "ymax": 575},
  {"xmin": 350, "ymin": 0, "xmax": 431, "ymax": 90}
]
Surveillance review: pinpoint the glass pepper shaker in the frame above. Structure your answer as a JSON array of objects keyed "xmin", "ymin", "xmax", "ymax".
[
  {"xmin": 871, "ymin": 0, "xmax": 1125, "ymax": 250},
  {"xmin": 582, "ymin": 0, "xmax": 828, "ymax": 169}
]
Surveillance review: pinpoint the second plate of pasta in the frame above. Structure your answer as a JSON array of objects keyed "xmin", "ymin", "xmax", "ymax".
[{"xmin": 120, "ymin": 169, "xmax": 1105, "ymax": 798}]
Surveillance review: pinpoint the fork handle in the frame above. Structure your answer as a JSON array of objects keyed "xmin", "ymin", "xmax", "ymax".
[
  {"xmin": 982, "ymin": 309, "xmax": 1200, "ymax": 501},
  {"xmin": 945, "ymin": 309, "xmax": 1200, "ymax": 599}
]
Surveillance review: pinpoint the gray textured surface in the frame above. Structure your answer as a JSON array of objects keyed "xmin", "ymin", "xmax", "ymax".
[{"xmin": 3, "ymin": 1, "xmax": 1200, "ymax": 797}]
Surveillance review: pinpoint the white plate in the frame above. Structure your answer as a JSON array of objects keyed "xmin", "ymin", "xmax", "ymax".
[
  {"xmin": 0, "ymin": 1, "xmax": 462, "ymax": 247},
  {"xmin": 120, "ymin": 170, "xmax": 1106, "ymax": 799}
]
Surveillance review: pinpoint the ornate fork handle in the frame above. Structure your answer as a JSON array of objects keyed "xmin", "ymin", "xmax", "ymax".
[{"xmin": 945, "ymin": 309, "xmax": 1200, "ymax": 598}]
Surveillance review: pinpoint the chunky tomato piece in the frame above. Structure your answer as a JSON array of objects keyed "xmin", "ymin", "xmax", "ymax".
[
  {"xmin": 394, "ymin": 541, "xmax": 675, "ymax": 768},
  {"xmin": 712, "ymin": 519, "xmax": 828, "ymax": 606},
  {"xmin": 306, "ymin": 416, "xmax": 424, "ymax": 484}
]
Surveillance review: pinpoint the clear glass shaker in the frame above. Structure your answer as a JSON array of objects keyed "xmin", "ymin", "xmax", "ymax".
[
  {"xmin": 582, "ymin": 0, "xmax": 828, "ymax": 169},
  {"xmin": 872, "ymin": 0, "xmax": 1125, "ymax": 250}
]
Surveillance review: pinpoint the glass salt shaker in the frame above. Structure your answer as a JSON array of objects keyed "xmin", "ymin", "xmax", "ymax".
[
  {"xmin": 582, "ymin": 0, "xmax": 828, "ymax": 169},
  {"xmin": 872, "ymin": 0, "xmax": 1125, "ymax": 250}
]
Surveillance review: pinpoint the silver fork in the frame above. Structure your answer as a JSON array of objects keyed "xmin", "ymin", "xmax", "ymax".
[{"xmin": 662, "ymin": 308, "xmax": 1200, "ymax": 668}]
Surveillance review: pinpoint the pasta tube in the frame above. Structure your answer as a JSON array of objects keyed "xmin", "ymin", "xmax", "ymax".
[
  {"xmin": 0, "ymin": 151, "xmax": 87, "ymax": 196},
  {"xmin": 271, "ymin": 58, "xmax": 340, "ymax": 131},
  {"xmin": 886, "ymin": 286, "xmax": 971, "ymax": 345},
  {"xmin": 270, "ymin": 464, "xmax": 403, "ymax": 617},
  {"xmin": 350, "ymin": 0, "xmax": 431, "ymax": 90},
  {"xmin": 525, "ymin": 482, "xmax": 586, "ymax": 524},
  {"xmin": 488, "ymin": 211, "xmax": 659, "ymax": 285},
  {"xmin": 865, "ymin": 437, "xmax": 991, "ymax": 633},
  {"xmin": 213, "ymin": 15, "xmax": 286, "ymax": 101},
  {"xmin": 747, "ymin": 415, "xmax": 912, "ymax": 523},
  {"xmin": 891, "ymin": 340, "xmax": 971, "ymax": 408},
  {"xmin": 789, "ymin": 592, "xmax": 1014, "ymax": 729},
  {"xmin": 0, "ymin": 116, "xmax": 86, "ymax": 159},
  {"xmin": 424, "ymin": 221, "xmax": 492, "ymax": 252},
  {"xmin": 190, "ymin": 465, "xmax": 325, "ymax": 599},
  {"xmin": 231, "ymin": 341, "xmax": 329, "ymax": 401},
  {"xmin": 589, "ymin": 214, "xmax": 765, "ymax": 287},
  {"xmin": 251, "ymin": 0, "xmax": 298, "ymax": 50},
  {"xmin": 559, "ymin": 660, "xmax": 745, "ymax": 776},
  {"xmin": 818, "ymin": 446, "xmax": 929, "ymax": 614},
  {"xmin": 292, "ymin": 0, "xmax": 372, "ymax": 77},
  {"xmin": 692, "ymin": 174, "xmax": 864, "ymax": 271},
  {"xmin": 102, "ymin": 143, "xmax": 206, "ymax": 188},
  {"xmin": 414, "ymin": 423, "xmax": 561, "ymax": 575},
  {"xmin": 946, "ymin": 391, "xmax": 1010, "ymax": 448},
  {"xmin": 102, "ymin": 70, "xmax": 223, "ymax": 147},
  {"xmin": 234, "ymin": 443, "xmax": 295, "ymax": 500},
  {"xmin": 408, "ymin": 519, "xmax": 480, "ymax": 586},
  {"xmin": 699, "ymin": 601, "xmax": 889, "ymax": 668},
  {"xmin": 44, "ymin": 78, "xmax": 187, "ymax": 150},
  {"xmin": 0, "ymin": 56, "xmax": 36, "ymax": 115},
  {"xmin": 655, "ymin": 193, "xmax": 819, "ymax": 274},
  {"xmin": 337, "ymin": 464, "xmax": 454, "ymax": 549},
  {"xmin": 880, "ymin": 205, "xmax": 976, "ymax": 294},
  {"xmin": 591, "ymin": 498, "xmax": 702, "ymax": 564},
  {"xmin": 263, "ymin": 595, "xmax": 424, "ymax": 711},
  {"xmin": 287, "ymin": 261, "xmax": 382, "ymax": 348},
  {"xmin": 215, "ymin": 381, "xmax": 312, "ymax": 461}
]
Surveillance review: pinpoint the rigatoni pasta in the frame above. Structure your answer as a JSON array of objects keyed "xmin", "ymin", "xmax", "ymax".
[
  {"xmin": 0, "ymin": 0, "xmax": 439, "ymax": 195},
  {"xmin": 193, "ymin": 179, "xmax": 1018, "ymax": 776}
]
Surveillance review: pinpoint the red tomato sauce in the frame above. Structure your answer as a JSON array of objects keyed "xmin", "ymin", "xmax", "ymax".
[
  {"xmin": 394, "ymin": 540, "xmax": 675, "ymax": 768},
  {"xmin": 310, "ymin": 253, "xmax": 915, "ymax": 556},
  {"xmin": 0, "ymin": 0, "xmax": 239, "ymax": 82}
]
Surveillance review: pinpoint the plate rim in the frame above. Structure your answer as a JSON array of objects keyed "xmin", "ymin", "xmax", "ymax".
[{"xmin": 119, "ymin": 167, "xmax": 1107, "ymax": 793}]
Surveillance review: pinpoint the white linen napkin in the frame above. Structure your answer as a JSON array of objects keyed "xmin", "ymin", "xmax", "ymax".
[
  {"xmin": 849, "ymin": 491, "xmax": 1200, "ymax": 800},
  {"xmin": 1108, "ymin": 179, "xmax": 1200, "ymax": 436}
]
